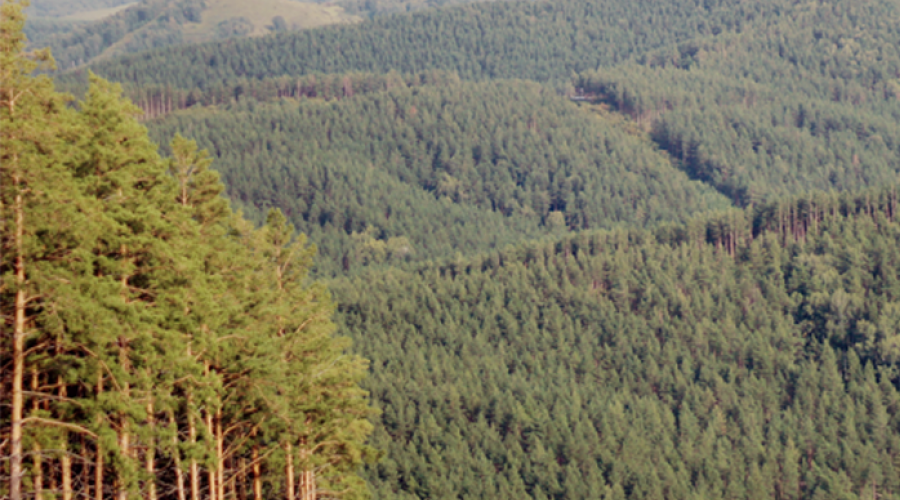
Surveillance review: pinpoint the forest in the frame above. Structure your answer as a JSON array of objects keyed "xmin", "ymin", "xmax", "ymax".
[
  {"xmin": 5, "ymin": 0, "xmax": 900, "ymax": 498},
  {"xmin": 2, "ymin": 4, "xmax": 375, "ymax": 500}
]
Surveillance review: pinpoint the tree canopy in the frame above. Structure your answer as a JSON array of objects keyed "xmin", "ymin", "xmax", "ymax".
[{"xmin": 1, "ymin": 3, "xmax": 375, "ymax": 499}]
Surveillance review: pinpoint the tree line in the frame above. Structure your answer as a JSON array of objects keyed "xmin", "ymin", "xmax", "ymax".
[{"xmin": 126, "ymin": 70, "xmax": 464, "ymax": 120}]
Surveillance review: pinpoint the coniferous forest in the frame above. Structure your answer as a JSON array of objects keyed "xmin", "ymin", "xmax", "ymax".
[{"xmin": 5, "ymin": 0, "xmax": 900, "ymax": 498}]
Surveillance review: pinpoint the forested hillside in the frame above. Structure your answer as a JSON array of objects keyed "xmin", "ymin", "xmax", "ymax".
[
  {"xmin": 10, "ymin": 0, "xmax": 900, "ymax": 498},
  {"xmin": 573, "ymin": 0, "xmax": 900, "ymax": 205},
  {"xmin": 338, "ymin": 189, "xmax": 900, "ymax": 499},
  {"xmin": 60, "ymin": 0, "xmax": 789, "ymax": 91},
  {"xmin": 21, "ymin": 0, "xmax": 134, "ymax": 47},
  {"xmin": 144, "ymin": 76, "xmax": 729, "ymax": 275},
  {"xmin": 26, "ymin": 0, "xmax": 360, "ymax": 70}
]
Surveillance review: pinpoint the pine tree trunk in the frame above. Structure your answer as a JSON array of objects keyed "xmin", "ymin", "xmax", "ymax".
[
  {"xmin": 146, "ymin": 400, "xmax": 156, "ymax": 500},
  {"xmin": 216, "ymin": 408, "xmax": 224, "ymax": 500},
  {"xmin": 96, "ymin": 372, "xmax": 105, "ymax": 500},
  {"xmin": 62, "ymin": 452, "xmax": 73, "ymax": 500},
  {"xmin": 226, "ymin": 457, "xmax": 235, "ymax": 500},
  {"xmin": 285, "ymin": 443, "xmax": 295, "ymax": 500},
  {"xmin": 300, "ymin": 468, "xmax": 314, "ymax": 500},
  {"xmin": 238, "ymin": 458, "xmax": 247, "ymax": 500},
  {"xmin": 81, "ymin": 436, "xmax": 90, "ymax": 500},
  {"xmin": 169, "ymin": 409, "xmax": 187, "ymax": 500},
  {"xmin": 118, "ymin": 409, "xmax": 130, "ymax": 500},
  {"xmin": 10, "ymin": 170, "xmax": 27, "ymax": 500},
  {"xmin": 189, "ymin": 405, "xmax": 199, "ymax": 500},
  {"xmin": 32, "ymin": 442, "xmax": 43, "ymax": 500},
  {"xmin": 32, "ymin": 370, "xmax": 44, "ymax": 500},
  {"xmin": 60, "ymin": 376, "xmax": 72, "ymax": 500},
  {"xmin": 299, "ymin": 442, "xmax": 314, "ymax": 500},
  {"xmin": 207, "ymin": 415, "xmax": 216, "ymax": 500},
  {"xmin": 252, "ymin": 442, "xmax": 262, "ymax": 500},
  {"xmin": 118, "ymin": 249, "xmax": 133, "ymax": 500},
  {"xmin": 49, "ymin": 458, "xmax": 58, "ymax": 495},
  {"xmin": 95, "ymin": 440, "xmax": 104, "ymax": 500}
]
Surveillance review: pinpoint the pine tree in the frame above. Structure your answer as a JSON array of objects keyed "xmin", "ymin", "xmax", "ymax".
[{"xmin": 1, "ymin": 3, "xmax": 85, "ymax": 498}]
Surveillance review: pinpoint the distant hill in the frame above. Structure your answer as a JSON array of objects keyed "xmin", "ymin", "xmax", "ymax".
[
  {"xmin": 28, "ymin": 0, "xmax": 360, "ymax": 70},
  {"xmin": 62, "ymin": 0, "xmax": 776, "ymax": 89},
  {"xmin": 25, "ymin": 0, "xmax": 136, "ymax": 17}
]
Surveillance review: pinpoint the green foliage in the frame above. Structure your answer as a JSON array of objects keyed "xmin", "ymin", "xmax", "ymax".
[
  {"xmin": 145, "ymin": 78, "xmax": 728, "ymax": 276},
  {"xmin": 574, "ymin": 0, "xmax": 900, "ymax": 205},
  {"xmin": 1, "ymin": 4, "xmax": 375, "ymax": 497},
  {"xmin": 61, "ymin": 0, "xmax": 804, "ymax": 90},
  {"xmin": 335, "ymin": 189, "xmax": 900, "ymax": 500},
  {"xmin": 30, "ymin": 0, "xmax": 203, "ymax": 70},
  {"xmin": 22, "ymin": 0, "xmax": 900, "ymax": 498}
]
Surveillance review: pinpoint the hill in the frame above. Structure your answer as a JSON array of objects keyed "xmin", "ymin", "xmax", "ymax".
[
  {"xmin": 59, "ymin": 0, "xmax": 791, "ymax": 89},
  {"xmin": 32, "ymin": 0, "xmax": 900, "ymax": 498},
  {"xmin": 337, "ymin": 189, "xmax": 900, "ymax": 499},
  {"xmin": 22, "ymin": 0, "xmax": 135, "ymax": 45},
  {"xmin": 29, "ymin": 0, "xmax": 359, "ymax": 70},
  {"xmin": 25, "ymin": 0, "xmax": 135, "ymax": 17},
  {"xmin": 144, "ymin": 76, "xmax": 730, "ymax": 276},
  {"xmin": 571, "ymin": 0, "xmax": 900, "ymax": 206}
]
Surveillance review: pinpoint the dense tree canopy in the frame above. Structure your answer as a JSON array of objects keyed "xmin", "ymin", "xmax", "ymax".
[
  {"xmin": 0, "ymin": 3, "xmax": 374, "ymax": 499},
  {"xmin": 13, "ymin": 0, "xmax": 900, "ymax": 497},
  {"xmin": 59, "ymin": 0, "xmax": 803, "ymax": 91},
  {"xmin": 144, "ymin": 77, "xmax": 728, "ymax": 276},
  {"xmin": 338, "ymin": 189, "xmax": 900, "ymax": 500}
]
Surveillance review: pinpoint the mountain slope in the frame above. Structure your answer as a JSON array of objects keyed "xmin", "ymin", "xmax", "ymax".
[
  {"xmin": 45, "ymin": 0, "xmax": 900, "ymax": 498},
  {"xmin": 572, "ymin": 0, "xmax": 900, "ymax": 205},
  {"xmin": 336, "ymin": 189, "xmax": 900, "ymax": 500},
  {"xmin": 61, "ymin": 0, "xmax": 794, "ymax": 89},
  {"xmin": 30, "ymin": 0, "xmax": 359, "ymax": 70},
  {"xmin": 145, "ymin": 77, "xmax": 730, "ymax": 275}
]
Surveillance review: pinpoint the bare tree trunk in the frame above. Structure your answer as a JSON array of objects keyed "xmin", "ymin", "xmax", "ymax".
[
  {"xmin": 238, "ymin": 458, "xmax": 247, "ymax": 500},
  {"xmin": 81, "ymin": 436, "xmax": 91, "ymax": 500},
  {"xmin": 49, "ymin": 458, "xmax": 58, "ymax": 494},
  {"xmin": 285, "ymin": 443, "xmax": 295, "ymax": 500},
  {"xmin": 32, "ymin": 440, "xmax": 43, "ymax": 500},
  {"xmin": 32, "ymin": 370, "xmax": 44, "ymax": 500},
  {"xmin": 206, "ymin": 410, "xmax": 216, "ymax": 500},
  {"xmin": 216, "ymin": 408, "xmax": 224, "ymax": 500},
  {"xmin": 118, "ymin": 339, "xmax": 131, "ymax": 500},
  {"xmin": 11, "ymin": 169, "xmax": 27, "ymax": 500},
  {"xmin": 252, "ymin": 442, "xmax": 262, "ymax": 500},
  {"xmin": 146, "ymin": 400, "xmax": 157, "ymax": 500},
  {"xmin": 299, "ymin": 441, "xmax": 314, "ymax": 500},
  {"xmin": 96, "ymin": 371, "xmax": 105, "ymax": 500},
  {"xmin": 118, "ymin": 405, "xmax": 131, "ymax": 500},
  {"xmin": 60, "ymin": 376, "xmax": 72, "ymax": 500},
  {"xmin": 300, "ymin": 468, "xmax": 315, "ymax": 500},
  {"xmin": 226, "ymin": 456, "xmax": 235, "ymax": 500},
  {"xmin": 168, "ymin": 409, "xmax": 186, "ymax": 500},
  {"xmin": 189, "ymin": 403, "xmax": 199, "ymax": 500}
]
